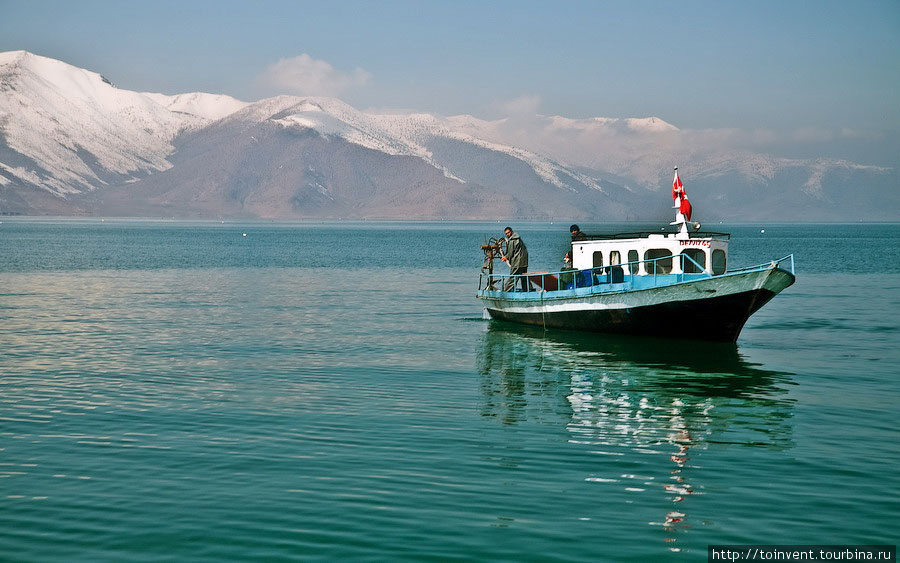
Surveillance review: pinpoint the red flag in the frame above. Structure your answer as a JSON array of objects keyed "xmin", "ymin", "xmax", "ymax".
[
  {"xmin": 680, "ymin": 195, "xmax": 693, "ymax": 221},
  {"xmin": 673, "ymin": 169, "xmax": 692, "ymax": 220}
]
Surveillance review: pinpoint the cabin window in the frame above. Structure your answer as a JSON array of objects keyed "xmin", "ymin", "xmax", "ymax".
[
  {"xmin": 712, "ymin": 249, "xmax": 727, "ymax": 275},
  {"xmin": 608, "ymin": 251, "xmax": 624, "ymax": 282},
  {"xmin": 644, "ymin": 249, "xmax": 673, "ymax": 274},
  {"xmin": 592, "ymin": 251, "xmax": 604, "ymax": 268},
  {"xmin": 627, "ymin": 250, "xmax": 639, "ymax": 273},
  {"xmin": 681, "ymin": 249, "xmax": 706, "ymax": 273}
]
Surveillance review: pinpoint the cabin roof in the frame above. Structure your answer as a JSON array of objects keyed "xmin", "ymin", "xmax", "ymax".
[{"xmin": 576, "ymin": 231, "xmax": 731, "ymax": 242}]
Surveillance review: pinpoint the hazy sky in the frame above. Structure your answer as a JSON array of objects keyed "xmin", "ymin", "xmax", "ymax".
[{"xmin": 2, "ymin": 0, "xmax": 898, "ymax": 162}]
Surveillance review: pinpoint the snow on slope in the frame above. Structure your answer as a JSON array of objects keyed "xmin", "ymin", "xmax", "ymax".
[
  {"xmin": 269, "ymin": 97, "xmax": 434, "ymax": 160},
  {"xmin": 143, "ymin": 91, "xmax": 248, "ymax": 122},
  {"xmin": 236, "ymin": 95, "xmax": 463, "ymax": 180},
  {"xmin": 219, "ymin": 95, "xmax": 455, "ymax": 180},
  {"xmin": 0, "ymin": 51, "xmax": 245, "ymax": 196},
  {"xmin": 366, "ymin": 112, "xmax": 606, "ymax": 191},
  {"xmin": 440, "ymin": 126, "xmax": 605, "ymax": 191},
  {"xmin": 225, "ymin": 94, "xmax": 605, "ymax": 191}
]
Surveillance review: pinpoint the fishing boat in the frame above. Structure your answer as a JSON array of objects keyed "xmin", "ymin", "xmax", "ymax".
[{"xmin": 477, "ymin": 168, "xmax": 796, "ymax": 342}]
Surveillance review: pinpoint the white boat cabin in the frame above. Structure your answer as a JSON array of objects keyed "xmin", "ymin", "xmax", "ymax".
[
  {"xmin": 571, "ymin": 231, "xmax": 730, "ymax": 276},
  {"xmin": 570, "ymin": 182, "xmax": 730, "ymax": 277}
]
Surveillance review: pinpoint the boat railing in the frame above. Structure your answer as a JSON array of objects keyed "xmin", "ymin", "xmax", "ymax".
[
  {"xmin": 479, "ymin": 253, "xmax": 796, "ymax": 293},
  {"xmin": 727, "ymin": 254, "xmax": 795, "ymax": 276},
  {"xmin": 479, "ymin": 252, "xmax": 717, "ymax": 293}
]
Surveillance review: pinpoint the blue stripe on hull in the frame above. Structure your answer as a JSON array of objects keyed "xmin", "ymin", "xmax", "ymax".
[{"xmin": 486, "ymin": 288, "xmax": 779, "ymax": 342}]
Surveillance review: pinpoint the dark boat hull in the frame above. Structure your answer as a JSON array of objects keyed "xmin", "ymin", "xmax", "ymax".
[
  {"xmin": 480, "ymin": 266, "xmax": 795, "ymax": 343},
  {"xmin": 486, "ymin": 287, "xmax": 778, "ymax": 342}
]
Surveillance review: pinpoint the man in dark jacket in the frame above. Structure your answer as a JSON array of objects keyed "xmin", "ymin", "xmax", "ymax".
[
  {"xmin": 501, "ymin": 227, "xmax": 530, "ymax": 291},
  {"xmin": 570, "ymin": 224, "xmax": 587, "ymax": 242}
]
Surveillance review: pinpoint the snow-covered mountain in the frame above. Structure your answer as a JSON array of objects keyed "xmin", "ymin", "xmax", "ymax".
[
  {"xmin": 1, "ymin": 51, "xmax": 896, "ymax": 220},
  {"xmin": 88, "ymin": 94, "xmax": 627, "ymax": 220},
  {"xmin": 0, "ymin": 51, "xmax": 247, "ymax": 196},
  {"xmin": 142, "ymin": 91, "xmax": 249, "ymax": 122}
]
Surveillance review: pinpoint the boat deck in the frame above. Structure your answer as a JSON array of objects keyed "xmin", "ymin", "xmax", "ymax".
[{"xmin": 479, "ymin": 255, "xmax": 795, "ymax": 301}]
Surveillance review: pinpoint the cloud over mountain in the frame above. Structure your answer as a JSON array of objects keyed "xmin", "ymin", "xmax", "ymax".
[
  {"xmin": 493, "ymin": 95, "xmax": 542, "ymax": 116},
  {"xmin": 255, "ymin": 54, "xmax": 372, "ymax": 98}
]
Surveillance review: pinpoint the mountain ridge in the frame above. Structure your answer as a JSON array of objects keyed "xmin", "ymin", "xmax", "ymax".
[{"xmin": 1, "ymin": 51, "xmax": 896, "ymax": 221}]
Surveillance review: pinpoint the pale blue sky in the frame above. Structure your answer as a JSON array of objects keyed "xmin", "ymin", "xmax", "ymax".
[{"xmin": 1, "ymin": 0, "xmax": 898, "ymax": 161}]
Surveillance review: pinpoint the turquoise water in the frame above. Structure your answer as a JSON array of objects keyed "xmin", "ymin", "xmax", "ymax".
[{"xmin": 1, "ymin": 220, "xmax": 898, "ymax": 561}]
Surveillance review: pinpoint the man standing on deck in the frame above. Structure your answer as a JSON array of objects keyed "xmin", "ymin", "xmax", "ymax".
[{"xmin": 501, "ymin": 227, "xmax": 530, "ymax": 292}]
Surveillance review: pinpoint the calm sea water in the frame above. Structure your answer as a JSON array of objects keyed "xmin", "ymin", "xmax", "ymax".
[{"xmin": 1, "ymin": 219, "xmax": 898, "ymax": 562}]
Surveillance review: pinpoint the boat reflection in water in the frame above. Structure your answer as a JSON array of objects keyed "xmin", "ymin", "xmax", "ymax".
[{"xmin": 476, "ymin": 323, "xmax": 795, "ymax": 551}]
